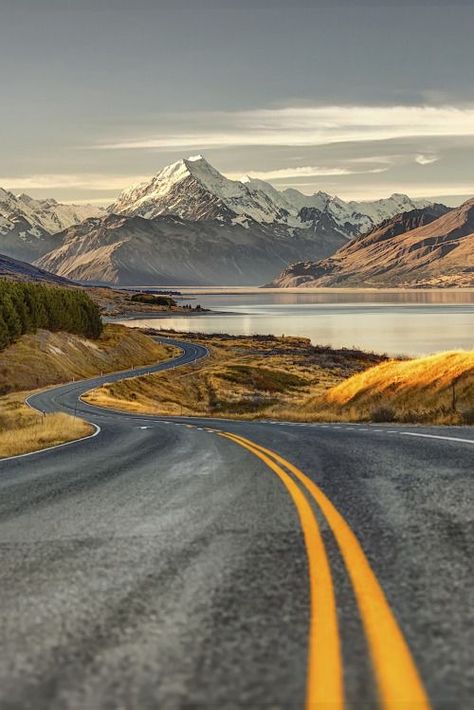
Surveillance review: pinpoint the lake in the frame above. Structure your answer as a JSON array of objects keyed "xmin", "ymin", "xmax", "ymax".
[{"xmin": 116, "ymin": 289, "xmax": 474, "ymax": 356}]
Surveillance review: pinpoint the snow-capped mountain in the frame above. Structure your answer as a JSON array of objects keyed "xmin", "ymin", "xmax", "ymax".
[
  {"xmin": 111, "ymin": 155, "xmax": 433, "ymax": 239},
  {"xmin": 2, "ymin": 155, "xmax": 441, "ymax": 286},
  {"xmin": 0, "ymin": 188, "xmax": 105, "ymax": 262},
  {"xmin": 0, "ymin": 188, "xmax": 105, "ymax": 233},
  {"xmin": 267, "ymin": 202, "xmax": 474, "ymax": 288},
  {"xmin": 110, "ymin": 155, "xmax": 293, "ymax": 226}
]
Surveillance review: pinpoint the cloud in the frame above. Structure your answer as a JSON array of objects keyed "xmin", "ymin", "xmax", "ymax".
[
  {"xmin": 227, "ymin": 165, "xmax": 388, "ymax": 181},
  {"xmin": 95, "ymin": 104, "xmax": 474, "ymax": 151},
  {"xmin": 301, "ymin": 182, "xmax": 473, "ymax": 202},
  {"xmin": 415, "ymin": 154, "xmax": 439, "ymax": 165},
  {"xmin": 1, "ymin": 173, "xmax": 148, "ymax": 192}
]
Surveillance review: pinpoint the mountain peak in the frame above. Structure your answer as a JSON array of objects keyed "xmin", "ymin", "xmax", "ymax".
[{"xmin": 110, "ymin": 155, "xmax": 450, "ymax": 237}]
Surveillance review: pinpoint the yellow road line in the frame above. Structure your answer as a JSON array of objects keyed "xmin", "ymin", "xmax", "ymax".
[
  {"xmin": 220, "ymin": 432, "xmax": 344, "ymax": 710},
  {"xmin": 226, "ymin": 431, "xmax": 431, "ymax": 710}
]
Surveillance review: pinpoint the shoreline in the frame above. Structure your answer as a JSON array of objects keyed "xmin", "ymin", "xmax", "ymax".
[
  {"xmin": 138, "ymin": 285, "xmax": 474, "ymax": 296},
  {"xmin": 106, "ymin": 308, "xmax": 237, "ymax": 322}
]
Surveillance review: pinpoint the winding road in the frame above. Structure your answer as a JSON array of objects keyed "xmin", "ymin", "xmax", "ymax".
[{"xmin": 1, "ymin": 339, "xmax": 473, "ymax": 710}]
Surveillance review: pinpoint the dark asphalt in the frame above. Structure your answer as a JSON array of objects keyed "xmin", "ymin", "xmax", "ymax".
[{"xmin": 0, "ymin": 339, "xmax": 473, "ymax": 710}]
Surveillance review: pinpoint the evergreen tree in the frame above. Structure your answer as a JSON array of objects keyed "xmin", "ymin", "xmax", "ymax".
[{"xmin": 0, "ymin": 279, "xmax": 103, "ymax": 350}]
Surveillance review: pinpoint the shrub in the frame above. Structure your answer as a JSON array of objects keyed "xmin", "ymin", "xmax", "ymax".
[
  {"xmin": 130, "ymin": 293, "xmax": 177, "ymax": 307},
  {"xmin": 461, "ymin": 407, "xmax": 474, "ymax": 425},
  {"xmin": 370, "ymin": 405, "xmax": 396, "ymax": 422}
]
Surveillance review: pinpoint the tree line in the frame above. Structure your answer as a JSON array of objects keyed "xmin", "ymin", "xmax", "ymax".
[{"xmin": 0, "ymin": 280, "xmax": 102, "ymax": 350}]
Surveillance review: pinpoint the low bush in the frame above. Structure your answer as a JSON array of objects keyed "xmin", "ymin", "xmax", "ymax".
[
  {"xmin": 130, "ymin": 293, "xmax": 177, "ymax": 307},
  {"xmin": 461, "ymin": 407, "xmax": 474, "ymax": 425},
  {"xmin": 370, "ymin": 405, "xmax": 396, "ymax": 422}
]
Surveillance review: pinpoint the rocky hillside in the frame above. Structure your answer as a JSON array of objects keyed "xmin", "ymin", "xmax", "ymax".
[
  {"xmin": 36, "ymin": 212, "xmax": 347, "ymax": 286},
  {"xmin": 0, "ymin": 251, "xmax": 72, "ymax": 284},
  {"xmin": 269, "ymin": 202, "xmax": 474, "ymax": 288}
]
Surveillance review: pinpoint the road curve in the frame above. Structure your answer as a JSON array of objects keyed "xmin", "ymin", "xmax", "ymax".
[{"xmin": 0, "ymin": 339, "xmax": 473, "ymax": 710}]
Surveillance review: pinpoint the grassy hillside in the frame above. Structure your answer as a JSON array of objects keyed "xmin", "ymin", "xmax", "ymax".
[
  {"xmin": 84, "ymin": 331, "xmax": 384, "ymax": 418},
  {"xmin": 0, "ymin": 324, "xmax": 177, "ymax": 457},
  {"xmin": 317, "ymin": 350, "xmax": 474, "ymax": 424},
  {"xmin": 0, "ymin": 324, "xmax": 176, "ymax": 394},
  {"xmin": 84, "ymin": 331, "xmax": 474, "ymax": 426},
  {"xmin": 0, "ymin": 394, "xmax": 92, "ymax": 458}
]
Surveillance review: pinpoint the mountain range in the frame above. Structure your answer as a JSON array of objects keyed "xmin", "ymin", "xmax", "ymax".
[
  {"xmin": 0, "ymin": 188, "xmax": 104, "ymax": 263},
  {"xmin": 36, "ymin": 213, "xmax": 343, "ymax": 286},
  {"xmin": 269, "ymin": 200, "xmax": 474, "ymax": 288},
  {"xmin": 109, "ymin": 155, "xmax": 429, "ymax": 238},
  {"xmin": 0, "ymin": 155, "xmax": 456, "ymax": 286}
]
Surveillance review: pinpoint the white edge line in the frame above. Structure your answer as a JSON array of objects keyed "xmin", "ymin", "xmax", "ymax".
[
  {"xmin": 400, "ymin": 431, "xmax": 474, "ymax": 445},
  {"xmin": 2, "ymin": 339, "xmax": 208, "ymax": 464},
  {"xmin": 0, "ymin": 423, "xmax": 102, "ymax": 463}
]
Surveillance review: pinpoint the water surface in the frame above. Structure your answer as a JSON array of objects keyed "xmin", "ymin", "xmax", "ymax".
[{"xmin": 118, "ymin": 289, "xmax": 474, "ymax": 356}]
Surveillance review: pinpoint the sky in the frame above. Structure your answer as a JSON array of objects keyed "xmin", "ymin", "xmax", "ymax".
[{"xmin": 1, "ymin": 0, "xmax": 474, "ymax": 206}]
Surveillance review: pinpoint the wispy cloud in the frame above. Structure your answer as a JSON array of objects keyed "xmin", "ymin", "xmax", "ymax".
[
  {"xmin": 1, "ymin": 174, "xmax": 148, "ymax": 192},
  {"xmin": 415, "ymin": 154, "xmax": 439, "ymax": 165},
  {"xmin": 228, "ymin": 165, "xmax": 388, "ymax": 181},
  {"xmin": 298, "ymin": 182, "xmax": 473, "ymax": 202},
  {"xmin": 95, "ymin": 104, "xmax": 474, "ymax": 151}
]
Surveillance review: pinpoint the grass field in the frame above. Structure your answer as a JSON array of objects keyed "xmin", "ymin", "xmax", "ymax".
[
  {"xmin": 84, "ymin": 330, "xmax": 474, "ymax": 425},
  {"xmin": 0, "ymin": 324, "xmax": 177, "ymax": 457},
  {"xmin": 84, "ymin": 331, "xmax": 385, "ymax": 419},
  {"xmin": 316, "ymin": 350, "xmax": 474, "ymax": 424},
  {"xmin": 0, "ymin": 393, "xmax": 93, "ymax": 458},
  {"xmin": 0, "ymin": 324, "xmax": 177, "ymax": 394}
]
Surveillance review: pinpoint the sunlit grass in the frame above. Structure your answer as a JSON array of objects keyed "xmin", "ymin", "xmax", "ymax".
[
  {"xmin": 84, "ymin": 332, "xmax": 384, "ymax": 420},
  {"xmin": 316, "ymin": 350, "xmax": 474, "ymax": 424},
  {"xmin": 0, "ymin": 324, "xmax": 178, "ymax": 395},
  {"xmin": 0, "ymin": 394, "xmax": 93, "ymax": 458},
  {"xmin": 85, "ymin": 332, "xmax": 474, "ymax": 426}
]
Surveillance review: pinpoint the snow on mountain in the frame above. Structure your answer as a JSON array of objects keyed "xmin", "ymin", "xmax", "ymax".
[
  {"xmin": 0, "ymin": 188, "xmax": 105, "ymax": 234},
  {"xmin": 111, "ymin": 156, "xmax": 433, "ymax": 239},
  {"xmin": 111, "ymin": 155, "xmax": 292, "ymax": 225},
  {"xmin": 0, "ymin": 187, "xmax": 106, "ymax": 263},
  {"xmin": 267, "ymin": 201, "xmax": 474, "ymax": 289}
]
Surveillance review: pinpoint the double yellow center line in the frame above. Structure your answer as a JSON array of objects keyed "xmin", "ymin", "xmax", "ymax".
[{"xmin": 219, "ymin": 430, "xmax": 431, "ymax": 710}]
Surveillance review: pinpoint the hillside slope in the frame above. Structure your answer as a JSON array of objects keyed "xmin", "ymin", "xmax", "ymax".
[
  {"xmin": 318, "ymin": 350, "xmax": 474, "ymax": 424},
  {"xmin": 0, "ymin": 324, "xmax": 175, "ymax": 458},
  {"xmin": 270, "ymin": 201, "xmax": 474, "ymax": 288},
  {"xmin": 0, "ymin": 252, "xmax": 73, "ymax": 284},
  {"xmin": 36, "ymin": 213, "xmax": 347, "ymax": 286},
  {"xmin": 0, "ymin": 324, "xmax": 174, "ymax": 394}
]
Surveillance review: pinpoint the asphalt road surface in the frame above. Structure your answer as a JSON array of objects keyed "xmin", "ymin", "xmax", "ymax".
[{"xmin": 1, "ymin": 339, "xmax": 473, "ymax": 710}]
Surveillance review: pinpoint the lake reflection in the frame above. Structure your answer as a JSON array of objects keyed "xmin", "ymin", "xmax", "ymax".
[{"xmin": 117, "ymin": 289, "xmax": 474, "ymax": 356}]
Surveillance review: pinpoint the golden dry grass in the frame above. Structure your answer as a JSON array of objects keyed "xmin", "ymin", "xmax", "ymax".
[
  {"xmin": 0, "ymin": 324, "xmax": 178, "ymax": 456},
  {"xmin": 0, "ymin": 393, "xmax": 93, "ymax": 458},
  {"xmin": 84, "ymin": 331, "xmax": 474, "ymax": 426},
  {"xmin": 85, "ymin": 332, "xmax": 384, "ymax": 420},
  {"xmin": 0, "ymin": 324, "xmax": 177, "ymax": 394},
  {"xmin": 311, "ymin": 350, "xmax": 474, "ymax": 424}
]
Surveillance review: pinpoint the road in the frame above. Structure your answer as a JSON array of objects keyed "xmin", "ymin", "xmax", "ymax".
[{"xmin": 0, "ymin": 339, "xmax": 473, "ymax": 710}]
